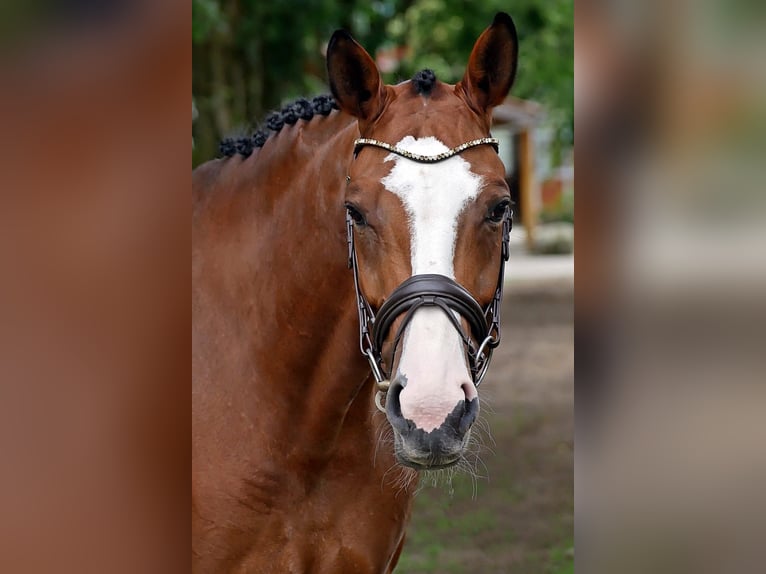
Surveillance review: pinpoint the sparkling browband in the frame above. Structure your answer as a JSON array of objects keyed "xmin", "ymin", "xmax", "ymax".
[{"xmin": 353, "ymin": 137, "xmax": 499, "ymax": 163}]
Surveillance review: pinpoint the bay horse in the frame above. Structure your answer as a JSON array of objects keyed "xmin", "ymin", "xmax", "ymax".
[{"xmin": 193, "ymin": 12, "xmax": 518, "ymax": 573}]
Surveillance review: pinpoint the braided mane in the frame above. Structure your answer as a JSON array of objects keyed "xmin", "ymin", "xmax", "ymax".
[
  {"xmin": 218, "ymin": 70, "xmax": 437, "ymax": 159},
  {"xmin": 218, "ymin": 94, "xmax": 338, "ymax": 158},
  {"xmin": 411, "ymin": 69, "xmax": 436, "ymax": 96}
]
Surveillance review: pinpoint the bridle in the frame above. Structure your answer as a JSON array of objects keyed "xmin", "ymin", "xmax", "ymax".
[{"xmin": 346, "ymin": 136, "xmax": 512, "ymax": 412}]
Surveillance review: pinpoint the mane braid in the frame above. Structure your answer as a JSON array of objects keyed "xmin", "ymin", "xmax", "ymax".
[
  {"xmin": 218, "ymin": 94, "xmax": 339, "ymax": 159},
  {"xmin": 411, "ymin": 69, "xmax": 437, "ymax": 96}
]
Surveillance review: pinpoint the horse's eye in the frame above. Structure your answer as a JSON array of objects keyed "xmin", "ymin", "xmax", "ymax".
[
  {"xmin": 487, "ymin": 199, "xmax": 510, "ymax": 224},
  {"xmin": 345, "ymin": 203, "xmax": 367, "ymax": 227}
]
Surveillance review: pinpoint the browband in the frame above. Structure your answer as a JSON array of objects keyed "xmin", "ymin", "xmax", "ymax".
[{"xmin": 353, "ymin": 137, "xmax": 499, "ymax": 164}]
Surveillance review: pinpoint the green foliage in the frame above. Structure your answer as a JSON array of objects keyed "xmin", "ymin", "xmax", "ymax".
[
  {"xmin": 547, "ymin": 539, "xmax": 575, "ymax": 574},
  {"xmin": 192, "ymin": 0, "xmax": 573, "ymax": 165},
  {"xmin": 192, "ymin": 0, "xmax": 225, "ymax": 43}
]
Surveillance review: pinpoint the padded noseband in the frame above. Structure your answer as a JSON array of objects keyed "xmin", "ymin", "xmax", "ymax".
[{"xmin": 372, "ymin": 274, "xmax": 488, "ymax": 354}]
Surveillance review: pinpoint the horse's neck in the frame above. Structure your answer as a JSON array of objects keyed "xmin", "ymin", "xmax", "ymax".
[{"xmin": 194, "ymin": 113, "xmax": 376, "ymax": 466}]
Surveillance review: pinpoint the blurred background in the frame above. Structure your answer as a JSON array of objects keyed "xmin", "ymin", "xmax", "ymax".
[
  {"xmin": 192, "ymin": 1, "xmax": 574, "ymax": 573},
  {"xmin": 0, "ymin": 3, "xmax": 189, "ymax": 573},
  {"xmin": 576, "ymin": 1, "xmax": 766, "ymax": 573}
]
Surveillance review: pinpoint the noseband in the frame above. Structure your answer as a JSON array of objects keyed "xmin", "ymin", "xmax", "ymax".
[{"xmin": 346, "ymin": 137, "xmax": 512, "ymax": 412}]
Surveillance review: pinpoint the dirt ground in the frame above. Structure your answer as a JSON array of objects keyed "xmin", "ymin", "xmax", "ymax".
[{"xmin": 395, "ymin": 278, "xmax": 574, "ymax": 573}]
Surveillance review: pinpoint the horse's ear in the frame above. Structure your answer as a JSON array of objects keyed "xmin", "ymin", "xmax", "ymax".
[
  {"xmin": 458, "ymin": 12, "xmax": 519, "ymax": 114},
  {"xmin": 327, "ymin": 30, "xmax": 386, "ymax": 123}
]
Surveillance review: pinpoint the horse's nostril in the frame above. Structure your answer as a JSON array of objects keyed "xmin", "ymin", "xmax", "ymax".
[
  {"xmin": 385, "ymin": 378, "xmax": 410, "ymax": 434},
  {"xmin": 458, "ymin": 390, "xmax": 479, "ymax": 435}
]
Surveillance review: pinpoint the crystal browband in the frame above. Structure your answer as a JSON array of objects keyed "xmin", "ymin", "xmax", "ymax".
[{"xmin": 353, "ymin": 137, "xmax": 499, "ymax": 164}]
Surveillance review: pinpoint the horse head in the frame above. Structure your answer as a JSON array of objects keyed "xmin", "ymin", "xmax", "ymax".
[{"xmin": 327, "ymin": 13, "xmax": 518, "ymax": 470}]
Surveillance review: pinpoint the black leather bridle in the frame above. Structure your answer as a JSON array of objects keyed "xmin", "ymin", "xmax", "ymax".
[{"xmin": 346, "ymin": 137, "xmax": 512, "ymax": 411}]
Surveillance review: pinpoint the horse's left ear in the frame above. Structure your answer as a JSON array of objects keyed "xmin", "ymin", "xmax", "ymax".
[
  {"xmin": 327, "ymin": 30, "xmax": 387, "ymax": 124},
  {"xmin": 458, "ymin": 12, "xmax": 519, "ymax": 114}
]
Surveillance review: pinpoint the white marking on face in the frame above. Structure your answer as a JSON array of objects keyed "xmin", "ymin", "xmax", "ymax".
[
  {"xmin": 381, "ymin": 136, "xmax": 483, "ymax": 278},
  {"xmin": 381, "ymin": 136, "xmax": 482, "ymax": 432}
]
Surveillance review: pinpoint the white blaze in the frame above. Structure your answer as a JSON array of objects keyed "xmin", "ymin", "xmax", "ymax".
[{"xmin": 381, "ymin": 136, "xmax": 482, "ymax": 431}]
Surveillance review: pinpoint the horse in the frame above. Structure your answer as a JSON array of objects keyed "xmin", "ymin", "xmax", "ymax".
[{"xmin": 192, "ymin": 12, "xmax": 518, "ymax": 573}]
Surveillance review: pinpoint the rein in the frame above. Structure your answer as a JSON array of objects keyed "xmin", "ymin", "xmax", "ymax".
[{"xmin": 347, "ymin": 137, "xmax": 512, "ymax": 412}]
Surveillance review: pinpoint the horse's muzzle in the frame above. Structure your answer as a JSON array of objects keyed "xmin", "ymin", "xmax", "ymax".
[{"xmin": 384, "ymin": 377, "xmax": 479, "ymax": 469}]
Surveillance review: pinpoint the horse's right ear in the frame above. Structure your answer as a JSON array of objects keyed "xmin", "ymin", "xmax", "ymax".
[{"xmin": 327, "ymin": 30, "xmax": 386, "ymax": 124}]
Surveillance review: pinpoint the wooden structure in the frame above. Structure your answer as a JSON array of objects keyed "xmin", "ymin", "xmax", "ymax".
[{"xmin": 492, "ymin": 96, "xmax": 545, "ymax": 250}]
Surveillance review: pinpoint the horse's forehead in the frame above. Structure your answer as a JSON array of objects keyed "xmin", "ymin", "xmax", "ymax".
[
  {"xmin": 380, "ymin": 136, "xmax": 484, "ymax": 205},
  {"xmin": 380, "ymin": 137, "xmax": 482, "ymax": 214},
  {"xmin": 361, "ymin": 85, "xmax": 498, "ymax": 201},
  {"xmin": 376, "ymin": 84, "xmax": 481, "ymax": 142},
  {"xmin": 380, "ymin": 135, "xmax": 483, "ymax": 278}
]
